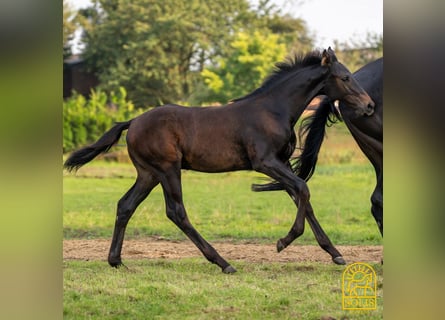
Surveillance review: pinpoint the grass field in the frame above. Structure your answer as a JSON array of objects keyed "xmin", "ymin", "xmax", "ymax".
[
  {"xmin": 64, "ymin": 260, "xmax": 383, "ymax": 319},
  {"xmin": 63, "ymin": 165, "xmax": 381, "ymax": 245},
  {"xmin": 63, "ymin": 121, "xmax": 383, "ymax": 319}
]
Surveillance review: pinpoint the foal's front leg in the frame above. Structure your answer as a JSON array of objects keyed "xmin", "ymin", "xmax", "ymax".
[
  {"xmin": 303, "ymin": 202, "xmax": 345, "ymax": 264},
  {"xmin": 283, "ymin": 190, "xmax": 345, "ymax": 264},
  {"xmin": 253, "ymin": 159, "xmax": 309, "ymax": 250},
  {"xmin": 254, "ymin": 158, "xmax": 344, "ymax": 264}
]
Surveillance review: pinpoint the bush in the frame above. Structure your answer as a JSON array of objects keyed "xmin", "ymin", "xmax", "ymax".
[{"xmin": 63, "ymin": 87, "xmax": 144, "ymax": 153}]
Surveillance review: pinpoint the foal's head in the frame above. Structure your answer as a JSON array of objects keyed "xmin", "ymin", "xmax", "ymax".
[{"xmin": 321, "ymin": 48, "xmax": 374, "ymax": 116}]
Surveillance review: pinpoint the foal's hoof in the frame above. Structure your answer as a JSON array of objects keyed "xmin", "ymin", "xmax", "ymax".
[
  {"xmin": 332, "ymin": 256, "xmax": 346, "ymax": 265},
  {"xmin": 223, "ymin": 265, "xmax": 237, "ymax": 274},
  {"xmin": 108, "ymin": 258, "xmax": 124, "ymax": 268},
  {"xmin": 276, "ymin": 239, "xmax": 286, "ymax": 252},
  {"xmin": 109, "ymin": 262, "xmax": 121, "ymax": 268}
]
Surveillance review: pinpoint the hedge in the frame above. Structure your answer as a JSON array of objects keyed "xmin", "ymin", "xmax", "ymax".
[{"xmin": 63, "ymin": 87, "xmax": 144, "ymax": 152}]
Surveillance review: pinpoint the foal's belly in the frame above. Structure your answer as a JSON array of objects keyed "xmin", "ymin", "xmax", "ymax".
[{"xmin": 180, "ymin": 142, "xmax": 252, "ymax": 173}]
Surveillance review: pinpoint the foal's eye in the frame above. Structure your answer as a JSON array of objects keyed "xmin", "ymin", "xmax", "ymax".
[{"xmin": 341, "ymin": 76, "xmax": 350, "ymax": 82}]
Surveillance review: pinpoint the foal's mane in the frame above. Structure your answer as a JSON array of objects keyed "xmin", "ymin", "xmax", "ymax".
[{"xmin": 232, "ymin": 50, "xmax": 323, "ymax": 102}]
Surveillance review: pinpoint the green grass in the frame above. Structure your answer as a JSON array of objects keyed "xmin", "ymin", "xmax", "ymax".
[
  {"xmin": 64, "ymin": 259, "xmax": 383, "ymax": 319},
  {"xmin": 63, "ymin": 164, "xmax": 381, "ymax": 245},
  {"xmin": 63, "ymin": 121, "xmax": 383, "ymax": 319}
]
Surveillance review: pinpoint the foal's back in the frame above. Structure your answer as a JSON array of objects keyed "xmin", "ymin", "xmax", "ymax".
[{"xmin": 126, "ymin": 103, "xmax": 270, "ymax": 173}]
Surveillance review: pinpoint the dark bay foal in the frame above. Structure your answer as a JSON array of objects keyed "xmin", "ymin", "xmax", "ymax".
[{"xmin": 64, "ymin": 48, "xmax": 374, "ymax": 273}]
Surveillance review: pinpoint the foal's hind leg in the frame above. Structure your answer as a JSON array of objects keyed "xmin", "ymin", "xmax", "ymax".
[
  {"xmin": 160, "ymin": 165, "xmax": 236, "ymax": 273},
  {"xmin": 108, "ymin": 172, "xmax": 159, "ymax": 267}
]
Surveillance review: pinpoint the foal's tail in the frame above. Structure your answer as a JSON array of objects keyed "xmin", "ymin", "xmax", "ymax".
[
  {"xmin": 251, "ymin": 97, "xmax": 341, "ymax": 192},
  {"xmin": 64, "ymin": 120, "xmax": 132, "ymax": 172},
  {"xmin": 293, "ymin": 97, "xmax": 341, "ymax": 181}
]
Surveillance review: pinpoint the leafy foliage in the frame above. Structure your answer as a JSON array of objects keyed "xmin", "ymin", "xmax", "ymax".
[
  {"xmin": 334, "ymin": 33, "xmax": 383, "ymax": 71},
  {"xmin": 77, "ymin": 0, "xmax": 313, "ymax": 107},
  {"xmin": 63, "ymin": 1, "xmax": 78, "ymax": 58},
  {"xmin": 199, "ymin": 31, "xmax": 287, "ymax": 103},
  {"xmin": 79, "ymin": 0, "xmax": 254, "ymax": 107},
  {"xmin": 63, "ymin": 87, "xmax": 142, "ymax": 152}
]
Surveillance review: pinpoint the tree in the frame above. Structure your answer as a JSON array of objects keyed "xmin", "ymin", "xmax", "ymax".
[
  {"xmin": 199, "ymin": 30, "xmax": 287, "ymax": 103},
  {"xmin": 194, "ymin": 0, "xmax": 314, "ymax": 104},
  {"xmin": 253, "ymin": 0, "xmax": 313, "ymax": 55},
  {"xmin": 79, "ymin": 0, "xmax": 254, "ymax": 107},
  {"xmin": 334, "ymin": 33, "xmax": 383, "ymax": 72},
  {"xmin": 77, "ymin": 0, "xmax": 314, "ymax": 107},
  {"xmin": 63, "ymin": 1, "xmax": 78, "ymax": 58}
]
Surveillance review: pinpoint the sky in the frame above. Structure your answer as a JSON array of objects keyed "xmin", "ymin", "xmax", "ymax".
[
  {"xmin": 67, "ymin": 0, "xmax": 383, "ymax": 53},
  {"xmin": 267, "ymin": 0, "xmax": 383, "ymax": 48}
]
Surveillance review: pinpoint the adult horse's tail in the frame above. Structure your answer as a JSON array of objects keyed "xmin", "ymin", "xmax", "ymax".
[
  {"xmin": 251, "ymin": 97, "xmax": 341, "ymax": 192},
  {"xmin": 64, "ymin": 120, "xmax": 132, "ymax": 172},
  {"xmin": 293, "ymin": 97, "xmax": 341, "ymax": 181}
]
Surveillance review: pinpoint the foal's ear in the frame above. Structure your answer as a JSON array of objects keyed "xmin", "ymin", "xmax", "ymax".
[
  {"xmin": 321, "ymin": 47, "xmax": 338, "ymax": 66},
  {"xmin": 327, "ymin": 47, "xmax": 338, "ymax": 62},
  {"xmin": 321, "ymin": 49, "xmax": 331, "ymax": 66}
]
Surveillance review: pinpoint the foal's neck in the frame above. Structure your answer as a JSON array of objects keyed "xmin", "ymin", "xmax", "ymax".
[{"xmin": 285, "ymin": 66, "xmax": 328, "ymax": 125}]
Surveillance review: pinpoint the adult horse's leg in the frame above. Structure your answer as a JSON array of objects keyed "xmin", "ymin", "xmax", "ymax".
[
  {"xmin": 253, "ymin": 158, "xmax": 343, "ymax": 263},
  {"xmin": 371, "ymin": 172, "xmax": 383, "ymax": 236},
  {"xmin": 160, "ymin": 165, "xmax": 236, "ymax": 273},
  {"xmin": 108, "ymin": 172, "xmax": 159, "ymax": 267}
]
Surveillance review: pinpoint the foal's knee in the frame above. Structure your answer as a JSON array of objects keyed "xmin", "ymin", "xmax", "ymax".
[{"xmin": 296, "ymin": 181, "xmax": 310, "ymax": 202}]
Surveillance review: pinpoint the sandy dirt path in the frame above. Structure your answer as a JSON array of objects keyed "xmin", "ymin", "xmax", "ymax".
[{"xmin": 64, "ymin": 238, "xmax": 382, "ymax": 264}]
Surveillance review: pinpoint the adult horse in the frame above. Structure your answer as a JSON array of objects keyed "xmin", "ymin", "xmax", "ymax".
[
  {"xmin": 64, "ymin": 48, "xmax": 374, "ymax": 273},
  {"xmin": 253, "ymin": 57, "xmax": 383, "ymax": 235}
]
